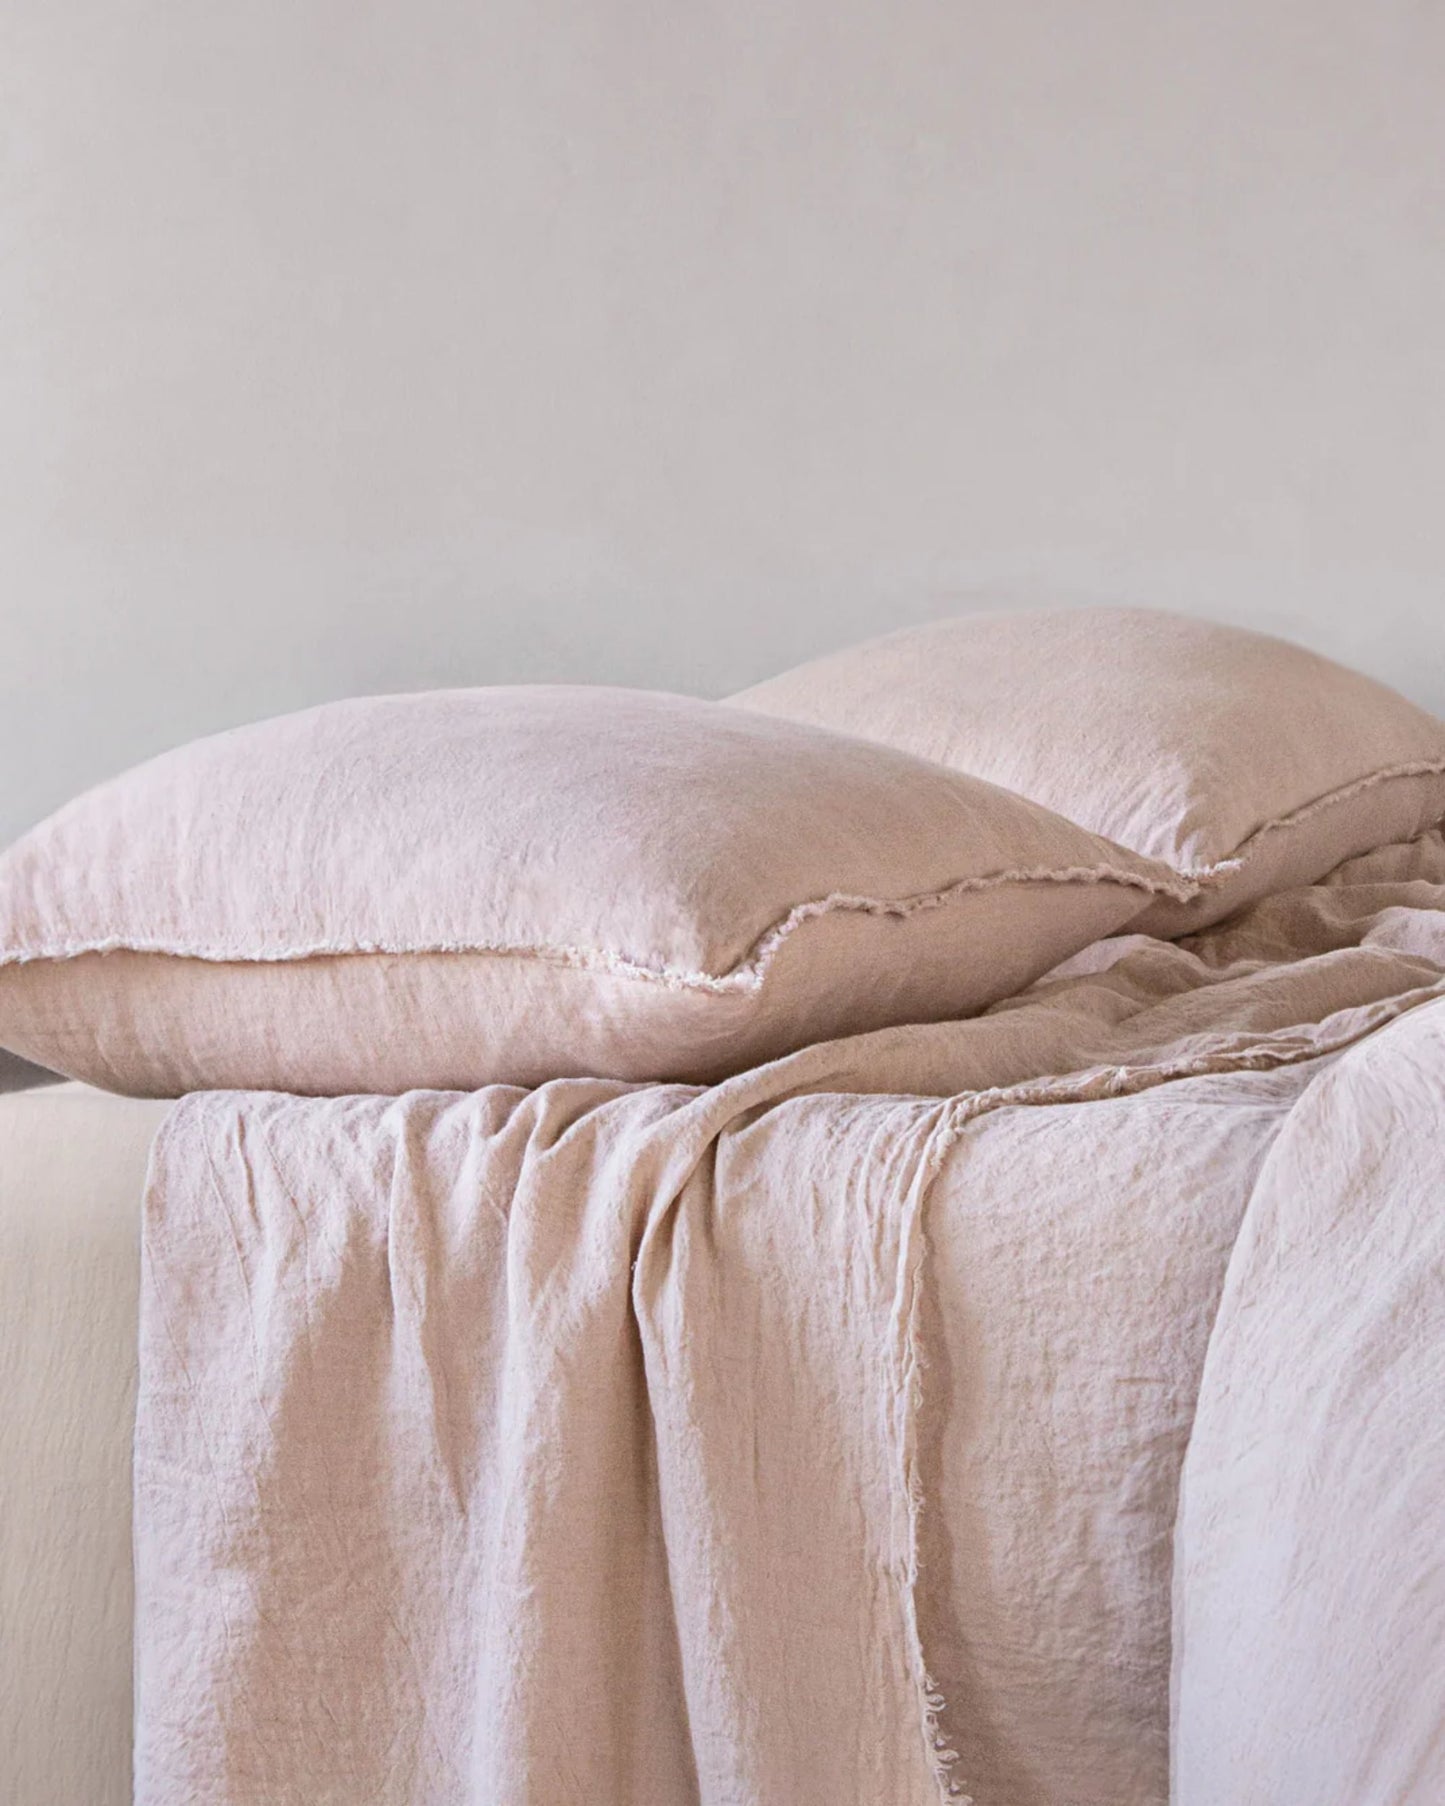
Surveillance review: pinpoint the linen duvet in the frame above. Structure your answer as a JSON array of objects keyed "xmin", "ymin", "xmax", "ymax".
[{"xmin": 130, "ymin": 830, "xmax": 1445, "ymax": 1806}]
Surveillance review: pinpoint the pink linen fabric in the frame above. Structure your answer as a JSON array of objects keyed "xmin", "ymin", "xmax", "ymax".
[
  {"xmin": 0, "ymin": 686, "xmax": 1182, "ymax": 1096},
  {"xmin": 728, "ymin": 607, "xmax": 1445, "ymax": 934},
  {"xmin": 133, "ymin": 832, "xmax": 1445, "ymax": 1806},
  {"xmin": 136, "ymin": 1081, "xmax": 953, "ymax": 1806},
  {"xmin": 1172, "ymin": 991, "xmax": 1445, "ymax": 1806}
]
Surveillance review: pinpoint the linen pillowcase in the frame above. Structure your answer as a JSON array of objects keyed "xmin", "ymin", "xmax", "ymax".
[
  {"xmin": 0, "ymin": 687, "xmax": 1185, "ymax": 1097},
  {"xmin": 729, "ymin": 608, "xmax": 1445, "ymax": 934}
]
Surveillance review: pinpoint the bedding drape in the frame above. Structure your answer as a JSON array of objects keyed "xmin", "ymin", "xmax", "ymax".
[
  {"xmin": 134, "ymin": 832, "xmax": 1445, "ymax": 1806},
  {"xmin": 1173, "ymin": 993, "xmax": 1445, "ymax": 1805}
]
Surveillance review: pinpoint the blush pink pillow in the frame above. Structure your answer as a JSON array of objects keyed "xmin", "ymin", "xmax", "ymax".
[
  {"xmin": 730, "ymin": 608, "xmax": 1445, "ymax": 934},
  {"xmin": 0, "ymin": 687, "xmax": 1183, "ymax": 1096}
]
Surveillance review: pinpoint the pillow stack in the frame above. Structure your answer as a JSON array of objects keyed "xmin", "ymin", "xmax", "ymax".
[
  {"xmin": 0, "ymin": 685, "xmax": 1181, "ymax": 1096},
  {"xmin": 3, "ymin": 609, "xmax": 1442, "ymax": 1098}
]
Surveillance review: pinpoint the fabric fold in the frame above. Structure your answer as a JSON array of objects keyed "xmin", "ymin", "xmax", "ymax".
[{"xmin": 135, "ymin": 1080, "xmax": 953, "ymax": 1805}]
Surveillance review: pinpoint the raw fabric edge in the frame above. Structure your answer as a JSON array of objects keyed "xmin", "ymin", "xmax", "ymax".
[
  {"xmin": 0, "ymin": 859, "xmax": 1198, "ymax": 993},
  {"xmin": 1169, "ymin": 757, "xmax": 1445, "ymax": 887}
]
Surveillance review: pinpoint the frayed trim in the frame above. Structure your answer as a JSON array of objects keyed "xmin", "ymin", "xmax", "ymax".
[
  {"xmin": 939, "ymin": 965, "xmax": 1445, "ymax": 1146},
  {"xmin": 1167, "ymin": 757, "xmax": 1445, "ymax": 887},
  {"xmin": 893, "ymin": 1112, "xmax": 977, "ymax": 1805},
  {"xmin": 921, "ymin": 1672, "xmax": 968, "ymax": 1803},
  {"xmin": 0, "ymin": 859, "xmax": 1198, "ymax": 991}
]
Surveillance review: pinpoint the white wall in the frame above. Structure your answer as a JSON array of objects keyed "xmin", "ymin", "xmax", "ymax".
[{"xmin": 2, "ymin": 0, "xmax": 1443, "ymax": 843}]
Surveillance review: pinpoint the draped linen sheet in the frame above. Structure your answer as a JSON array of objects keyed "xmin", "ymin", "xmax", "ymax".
[
  {"xmin": 1173, "ymin": 993, "xmax": 1445, "ymax": 1806},
  {"xmin": 134, "ymin": 833, "xmax": 1445, "ymax": 1806}
]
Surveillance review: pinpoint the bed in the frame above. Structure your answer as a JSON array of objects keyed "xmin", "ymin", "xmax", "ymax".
[
  {"xmin": 1, "ymin": 609, "xmax": 1443, "ymax": 1805},
  {"xmin": 4, "ymin": 841, "xmax": 1443, "ymax": 1804}
]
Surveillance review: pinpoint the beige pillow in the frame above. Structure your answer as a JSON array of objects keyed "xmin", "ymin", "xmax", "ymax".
[
  {"xmin": 730, "ymin": 608, "xmax": 1445, "ymax": 934},
  {"xmin": 0, "ymin": 687, "xmax": 1183, "ymax": 1096}
]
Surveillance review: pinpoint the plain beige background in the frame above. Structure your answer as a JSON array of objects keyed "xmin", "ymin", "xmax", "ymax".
[{"xmin": 2, "ymin": 0, "xmax": 1443, "ymax": 844}]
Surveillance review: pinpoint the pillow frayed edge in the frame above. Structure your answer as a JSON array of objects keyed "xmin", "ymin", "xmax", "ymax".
[
  {"xmin": 1167, "ymin": 756, "xmax": 1445, "ymax": 886},
  {"xmin": 0, "ymin": 859, "xmax": 1196, "ymax": 996}
]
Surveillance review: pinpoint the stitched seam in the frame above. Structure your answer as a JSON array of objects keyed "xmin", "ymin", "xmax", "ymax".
[
  {"xmin": 0, "ymin": 859, "xmax": 1197, "ymax": 993},
  {"xmin": 1168, "ymin": 757, "xmax": 1445, "ymax": 886}
]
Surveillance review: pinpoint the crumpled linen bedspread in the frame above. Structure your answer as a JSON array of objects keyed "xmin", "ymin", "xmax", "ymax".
[{"xmin": 134, "ymin": 833, "xmax": 1445, "ymax": 1806}]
